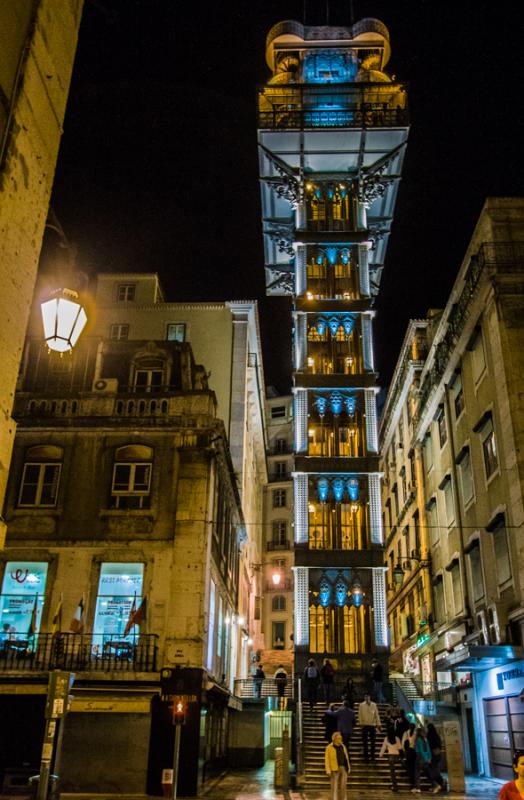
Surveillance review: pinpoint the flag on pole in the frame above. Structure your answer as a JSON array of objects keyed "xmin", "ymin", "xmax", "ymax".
[
  {"xmin": 28, "ymin": 594, "xmax": 38, "ymax": 637},
  {"xmin": 51, "ymin": 594, "xmax": 63, "ymax": 635},
  {"xmin": 124, "ymin": 596, "xmax": 147, "ymax": 637},
  {"xmin": 70, "ymin": 597, "xmax": 85, "ymax": 633}
]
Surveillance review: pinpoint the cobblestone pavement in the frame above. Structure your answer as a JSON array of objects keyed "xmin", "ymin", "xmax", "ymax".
[{"xmin": 192, "ymin": 763, "xmax": 504, "ymax": 800}]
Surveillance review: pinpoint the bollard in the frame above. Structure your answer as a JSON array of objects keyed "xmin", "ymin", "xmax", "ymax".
[{"xmin": 274, "ymin": 747, "xmax": 283, "ymax": 787}]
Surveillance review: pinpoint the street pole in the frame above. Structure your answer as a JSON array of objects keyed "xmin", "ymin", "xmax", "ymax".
[{"xmin": 172, "ymin": 723, "xmax": 182, "ymax": 800}]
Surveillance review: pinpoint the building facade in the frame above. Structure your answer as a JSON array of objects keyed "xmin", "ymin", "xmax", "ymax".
[
  {"xmin": 0, "ymin": 1, "xmax": 83, "ymax": 548},
  {"xmin": 257, "ymin": 17, "xmax": 409, "ymax": 677},
  {"xmin": 0, "ymin": 274, "xmax": 267, "ymax": 794},
  {"xmin": 261, "ymin": 392, "xmax": 294, "ymax": 673},
  {"xmin": 381, "ymin": 198, "xmax": 524, "ymax": 779},
  {"xmin": 379, "ymin": 320, "xmax": 433, "ymax": 674}
]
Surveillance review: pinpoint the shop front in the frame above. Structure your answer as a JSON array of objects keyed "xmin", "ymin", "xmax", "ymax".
[{"xmin": 435, "ymin": 644, "xmax": 524, "ymax": 780}]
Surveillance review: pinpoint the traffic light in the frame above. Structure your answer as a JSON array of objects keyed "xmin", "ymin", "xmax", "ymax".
[{"xmin": 172, "ymin": 698, "xmax": 186, "ymax": 726}]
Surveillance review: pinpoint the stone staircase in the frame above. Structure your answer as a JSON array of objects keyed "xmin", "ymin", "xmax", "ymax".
[{"xmin": 302, "ymin": 701, "xmax": 427, "ymax": 791}]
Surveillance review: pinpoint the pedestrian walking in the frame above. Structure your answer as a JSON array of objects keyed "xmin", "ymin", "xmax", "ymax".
[
  {"xmin": 394, "ymin": 708, "xmax": 410, "ymax": 741},
  {"xmin": 274, "ymin": 664, "xmax": 288, "ymax": 698},
  {"xmin": 415, "ymin": 727, "xmax": 445, "ymax": 794},
  {"xmin": 325, "ymin": 731, "xmax": 350, "ymax": 800},
  {"xmin": 342, "ymin": 675, "xmax": 355, "ymax": 706},
  {"xmin": 401, "ymin": 723, "xmax": 419, "ymax": 792},
  {"xmin": 371, "ymin": 658, "xmax": 385, "ymax": 703},
  {"xmin": 499, "ymin": 749, "xmax": 524, "ymax": 799},
  {"xmin": 335, "ymin": 700, "xmax": 356, "ymax": 750},
  {"xmin": 253, "ymin": 664, "xmax": 265, "ymax": 699},
  {"xmin": 379, "ymin": 724, "xmax": 403, "ymax": 793},
  {"xmin": 323, "ymin": 703, "xmax": 338, "ymax": 742},
  {"xmin": 304, "ymin": 658, "xmax": 321, "ymax": 710},
  {"xmin": 321, "ymin": 658, "xmax": 336, "ymax": 703},
  {"xmin": 358, "ymin": 693, "xmax": 381, "ymax": 761}
]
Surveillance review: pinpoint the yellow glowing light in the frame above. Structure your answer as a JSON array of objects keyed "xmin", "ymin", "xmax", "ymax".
[
  {"xmin": 308, "ymin": 504, "xmax": 316, "ymax": 513},
  {"xmin": 306, "ymin": 292, "xmax": 314, "ymax": 300},
  {"xmin": 308, "ymin": 357, "xmax": 314, "ymax": 366},
  {"xmin": 308, "ymin": 429, "xmax": 315, "ymax": 437}
]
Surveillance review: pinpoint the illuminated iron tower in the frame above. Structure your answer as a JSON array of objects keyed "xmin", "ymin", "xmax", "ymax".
[{"xmin": 257, "ymin": 18, "xmax": 408, "ymax": 675}]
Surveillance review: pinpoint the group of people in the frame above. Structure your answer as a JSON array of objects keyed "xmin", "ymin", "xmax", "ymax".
[
  {"xmin": 252, "ymin": 663, "xmax": 288, "ymax": 699},
  {"xmin": 324, "ymin": 697, "xmax": 448, "ymax": 797},
  {"xmin": 303, "ymin": 657, "xmax": 384, "ymax": 709}
]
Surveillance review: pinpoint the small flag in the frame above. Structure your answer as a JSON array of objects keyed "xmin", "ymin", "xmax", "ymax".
[
  {"xmin": 28, "ymin": 594, "xmax": 38, "ymax": 637},
  {"xmin": 124, "ymin": 596, "xmax": 147, "ymax": 637},
  {"xmin": 51, "ymin": 594, "xmax": 63, "ymax": 635},
  {"xmin": 70, "ymin": 597, "xmax": 85, "ymax": 633}
]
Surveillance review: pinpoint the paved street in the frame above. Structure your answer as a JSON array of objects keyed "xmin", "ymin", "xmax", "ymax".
[{"xmin": 192, "ymin": 764, "xmax": 504, "ymax": 800}]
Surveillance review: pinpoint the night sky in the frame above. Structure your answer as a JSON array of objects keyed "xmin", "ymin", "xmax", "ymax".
[{"xmin": 49, "ymin": 0, "xmax": 524, "ymax": 394}]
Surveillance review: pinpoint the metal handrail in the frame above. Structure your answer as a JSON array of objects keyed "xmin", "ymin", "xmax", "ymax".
[
  {"xmin": 296, "ymin": 677, "xmax": 304, "ymax": 782},
  {"xmin": 233, "ymin": 677, "xmax": 293, "ymax": 699}
]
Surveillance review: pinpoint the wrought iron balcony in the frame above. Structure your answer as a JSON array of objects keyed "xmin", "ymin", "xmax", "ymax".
[
  {"xmin": 0, "ymin": 633, "xmax": 158, "ymax": 673},
  {"xmin": 266, "ymin": 539, "xmax": 291, "ymax": 551},
  {"xmin": 266, "ymin": 579, "xmax": 292, "ymax": 592}
]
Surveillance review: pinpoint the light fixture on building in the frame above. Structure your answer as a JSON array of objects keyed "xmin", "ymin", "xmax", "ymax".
[
  {"xmin": 393, "ymin": 563, "xmax": 405, "ymax": 586},
  {"xmin": 40, "ymin": 210, "xmax": 88, "ymax": 353},
  {"xmin": 351, "ymin": 576, "xmax": 363, "ymax": 607},
  {"xmin": 271, "ymin": 570, "xmax": 282, "ymax": 586},
  {"xmin": 41, "ymin": 288, "xmax": 87, "ymax": 353}
]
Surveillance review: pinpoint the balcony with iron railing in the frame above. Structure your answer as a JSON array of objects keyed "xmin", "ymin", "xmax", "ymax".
[
  {"xmin": 258, "ymin": 84, "xmax": 408, "ymax": 130},
  {"xmin": 266, "ymin": 539, "xmax": 291, "ymax": 552},
  {"xmin": 266, "ymin": 579, "xmax": 293, "ymax": 592},
  {"xmin": 0, "ymin": 632, "xmax": 158, "ymax": 673}
]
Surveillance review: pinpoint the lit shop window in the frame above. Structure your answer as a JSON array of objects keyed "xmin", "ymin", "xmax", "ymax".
[
  {"xmin": 18, "ymin": 445, "xmax": 62, "ymax": 507},
  {"xmin": 0, "ymin": 561, "xmax": 48, "ymax": 640},
  {"xmin": 92, "ymin": 563, "xmax": 144, "ymax": 642}
]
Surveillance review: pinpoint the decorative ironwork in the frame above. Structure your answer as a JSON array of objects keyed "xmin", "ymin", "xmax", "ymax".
[
  {"xmin": 266, "ymin": 223, "xmax": 295, "ymax": 257},
  {"xmin": 267, "ymin": 268, "xmax": 294, "ymax": 293}
]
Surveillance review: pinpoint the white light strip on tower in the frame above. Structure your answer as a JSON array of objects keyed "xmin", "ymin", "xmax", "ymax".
[
  {"xmin": 294, "ymin": 566, "xmax": 309, "ymax": 646},
  {"xmin": 368, "ymin": 473, "xmax": 383, "ymax": 544},
  {"xmin": 296, "ymin": 245, "xmax": 306, "ymax": 296},
  {"xmin": 294, "ymin": 389, "xmax": 308, "ymax": 453},
  {"xmin": 361, "ymin": 315, "xmax": 374, "ymax": 371},
  {"xmin": 294, "ymin": 474, "xmax": 308, "ymax": 543},
  {"xmin": 358, "ymin": 244, "xmax": 370, "ymax": 297},
  {"xmin": 294, "ymin": 313, "xmax": 307, "ymax": 371},
  {"xmin": 373, "ymin": 569, "xmax": 388, "ymax": 647},
  {"xmin": 365, "ymin": 389, "xmax": 378, "ymax": 453}
]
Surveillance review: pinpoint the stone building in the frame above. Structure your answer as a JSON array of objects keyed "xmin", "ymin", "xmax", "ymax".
[
  {"xmin": 380, "ymin": 198, "xmax": 524, "ymax": 779},
  {"xmin": 0, "ymin": 2, "xmax": 83, "ymax": 547},
  {"xmin": 0, "ymin": 274, "xmax": 267, "ymax": 795},
  {"xmin": 379, "ymin": 320, "xmax": 433, "ymax": 674},
  {"xmin": 260, "ymin": 391, "xmax": 294, "ymax": 672}
]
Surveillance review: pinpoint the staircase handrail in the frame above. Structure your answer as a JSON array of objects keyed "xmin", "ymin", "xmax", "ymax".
[
  {"xmin": 412, "ymin": 678, "xmax": 457, "ymax": 704},
  {"xmin": 296, "ymin": 677, "xmax": 304, "ymax": 782},
  {"xmin": 391, "ymin": 677, "xmax": 424, "ymax": 726}
]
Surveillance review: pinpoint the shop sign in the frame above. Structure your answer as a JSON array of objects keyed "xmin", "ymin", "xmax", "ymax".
[
  {"xmin": 403, "ymin": 643, "xmax": 420, "ymax": 675},
  {"xmin": 496, "ymin": 666, "xmax": 524, "ymax": 690}
]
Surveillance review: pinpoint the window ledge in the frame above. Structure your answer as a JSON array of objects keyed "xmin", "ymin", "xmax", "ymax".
[
  {"xmin": 12, "ymin": 508, "xmax": 61, "ymax": 516},
  {"xmin": 99, "ymin": 509, "xmax": 156, "ymax": 521}
]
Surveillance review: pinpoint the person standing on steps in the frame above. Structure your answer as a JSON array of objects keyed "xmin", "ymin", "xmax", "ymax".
[
  {"xmin": 304, "ymin": 658, "xmax": 321, "ymax": 710},
  {"xmin": 415, "ymin": 727, "xmax": 446, "ymax": 794},
  {"xmin": 325, "ymin": 731, "xmax": 350, "ymax": 800},
  {"xmin": 253, "ymin": 664, "xmax": 265, "ymax": 699},
  {"xmin": 342, "ymin": 675, "xmax": 355, "ymax": 706},
  {"xmin": 371, "ymin": 657, "xmax": 385, "ymax": 703},
  {"xmin": 426, "ymin": 723, "xmax": 447, "ymax": 792},
  {"xmin": 321, "ymin": 657, "xmax": 336, "ymax": 703},
  {"xmin": 401, "ymin": 723, "xmax": 419, "ymax": 793},
  {"xmin": 274, "ymin": 664, "xmax": 288, "ymax": 698},
  {"xmin": 379, "ymin": 724, "xmax": 403, "ymax": 793},
  {"xmin": 499, "ymin": 750, "xmax": 524, "ymax": 799},
  {"xmin": 358, "ymin": 692, "xmax": 381, "ymax": 762},
  {"xmin": 323, "ymin": 703, "xmax": 338, "ymax": 742},
  {"xmin": 335, "ymin": 699, "xmax": 356, "ymax": 750}
]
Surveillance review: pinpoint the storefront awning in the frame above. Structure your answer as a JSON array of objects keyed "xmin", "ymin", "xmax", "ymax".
[{"xmin": 435, "ymin": 644, "xmax": 524, "ymax": 672}]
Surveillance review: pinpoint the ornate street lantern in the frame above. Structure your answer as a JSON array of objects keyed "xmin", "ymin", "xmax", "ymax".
[
  {"xmin": 393, "ymin": 563, "xmax": 405, "ymax": 586},
  {"xmin": 41, "ymin": 288, "xmax": 87, "ymax": 353}
]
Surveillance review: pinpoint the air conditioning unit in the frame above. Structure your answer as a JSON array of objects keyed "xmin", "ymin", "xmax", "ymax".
[{"xmin": 92, "ymin": 378, "xmax": 118, "ymax": 393}]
